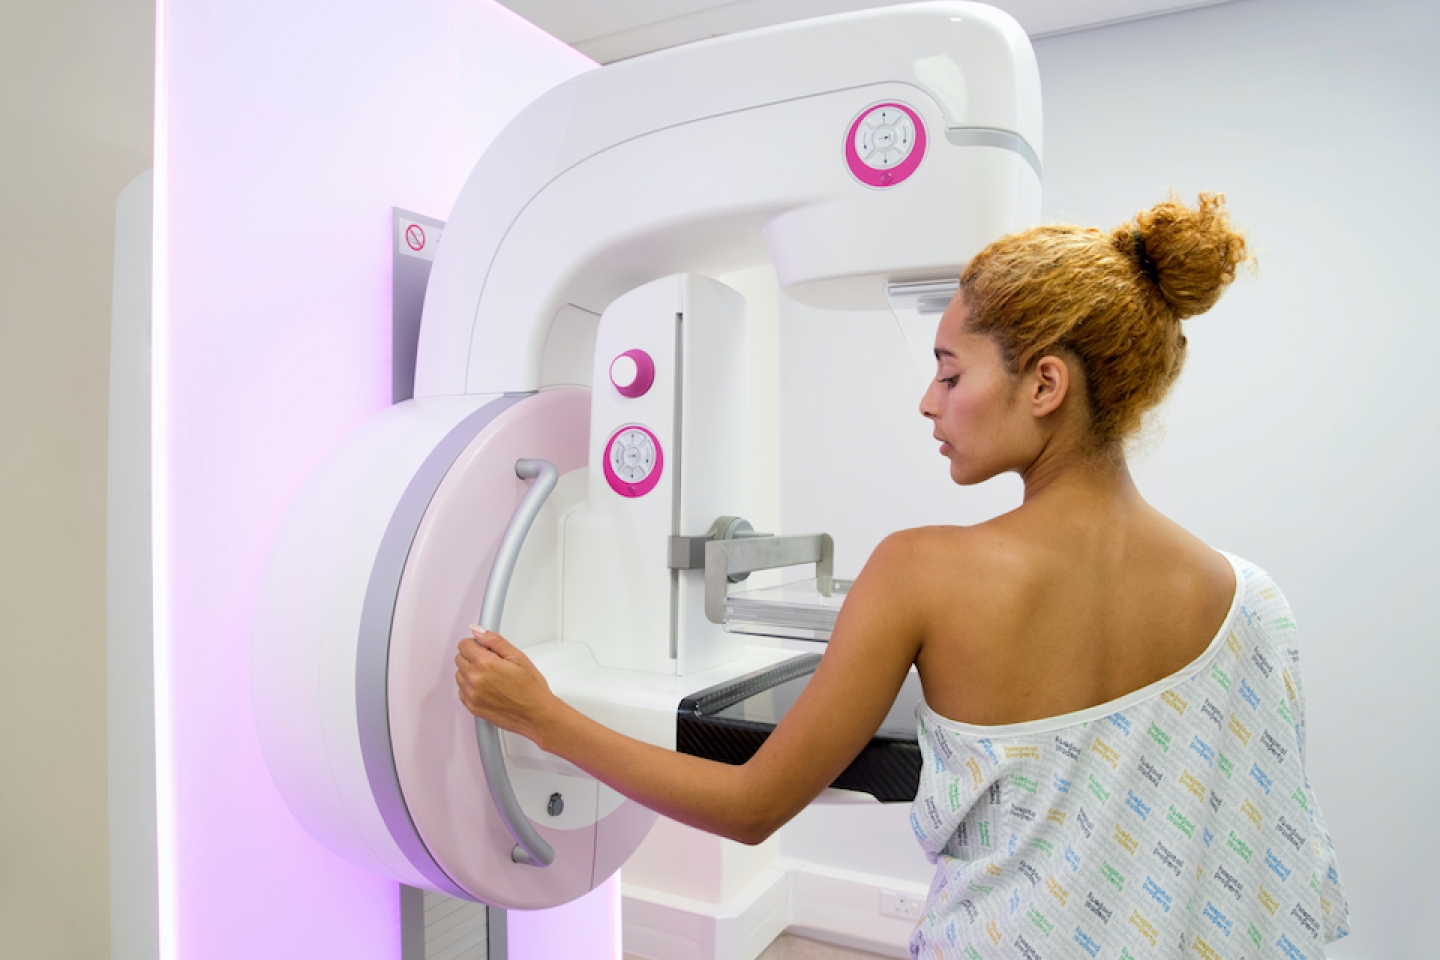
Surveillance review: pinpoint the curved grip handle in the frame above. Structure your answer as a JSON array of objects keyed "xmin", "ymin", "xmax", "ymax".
[{"xmin": 475, "ymin": 458, "xmax": 558, "ymax": 867}]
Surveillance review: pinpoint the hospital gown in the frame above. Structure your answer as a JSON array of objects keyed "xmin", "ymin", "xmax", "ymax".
[{"xmin": 907, "ymin": 555, "xmax": 1349, "ymax": 960}]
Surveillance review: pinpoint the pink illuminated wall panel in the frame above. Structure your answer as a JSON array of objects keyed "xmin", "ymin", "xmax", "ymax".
[{"xmin": 153, "ymin": 1, "xmax": 596, "ymax": 956}]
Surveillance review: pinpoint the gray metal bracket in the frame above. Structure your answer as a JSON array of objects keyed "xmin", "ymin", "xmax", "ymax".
[
  {"xmin": 701, "ymin": 530, "xmax": 834, "ymax": 625},
  {"xmin": 668, "ymin": 516, "xmax": 769, "ymax": 581}
]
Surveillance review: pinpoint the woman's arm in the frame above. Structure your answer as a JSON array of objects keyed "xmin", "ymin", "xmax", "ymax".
[{"xmin": 455, "ymin": 531, "xmax": 929, "ymax": 845}]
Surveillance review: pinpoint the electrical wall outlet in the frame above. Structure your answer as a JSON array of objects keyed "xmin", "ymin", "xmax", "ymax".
[{"xmin": 880, "ymin": 888, "xmax": 924, "ymax": 921}]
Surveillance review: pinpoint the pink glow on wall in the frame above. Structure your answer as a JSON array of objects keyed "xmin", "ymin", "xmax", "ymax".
[
  {"xmin": 511, "ymin": 872, "xmax": 623, "ymax": 960},
  {"xmin": 153, "ymin": 1, "xmax": 592, "ymax": 956}
]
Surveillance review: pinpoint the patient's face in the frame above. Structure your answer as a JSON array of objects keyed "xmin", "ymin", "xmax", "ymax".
[{"xmin": 919, "ymin": 300, "xmax": 1033, "ymax": 485}]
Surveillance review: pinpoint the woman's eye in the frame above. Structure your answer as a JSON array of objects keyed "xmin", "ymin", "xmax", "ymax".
[{"xmin": 938, "ymin": 375, "xmax": 959, "ymax": 387}]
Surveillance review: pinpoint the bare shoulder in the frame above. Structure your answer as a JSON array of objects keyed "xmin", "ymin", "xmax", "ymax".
[
  {"xmin": 824, "ymin": 525, "xmax": 1007, "ymax": 673},
  {"xmin": 859, "ymin": 521, "xmax": 1039, "ymax": 625},
  {"xmin": 879, "ymin": 520, "xmax": 1035, "ymax": 578}
]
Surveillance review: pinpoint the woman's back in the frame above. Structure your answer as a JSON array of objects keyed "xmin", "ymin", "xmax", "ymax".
[{"xmin": 911, "ymin": 476, "xmax": 1237, "ymax": 728}]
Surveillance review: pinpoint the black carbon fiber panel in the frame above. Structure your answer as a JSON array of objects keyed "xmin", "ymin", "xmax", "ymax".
[{"xmin": 677, "ymin": 655, "xmax": 922, "ymax": 803}]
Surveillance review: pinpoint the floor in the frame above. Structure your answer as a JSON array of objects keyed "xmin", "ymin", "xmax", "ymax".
[
  {"xmin": 756, "ymin": 934, "xmax": 893, "ymax": 959},
  {"xmin": 625, "ymin": 933, "xmax": 891, "ymax": 960}
]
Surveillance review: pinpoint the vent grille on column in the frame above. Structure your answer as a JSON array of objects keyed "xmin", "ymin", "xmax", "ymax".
[{"xmin": 402, "ymin": 886, "xmax": 498, "ymax": 960}]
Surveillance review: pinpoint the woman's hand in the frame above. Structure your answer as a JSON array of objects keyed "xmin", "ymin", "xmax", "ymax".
[{"xmin": 455, "ymin": 627, "xmax": 555, "ymax": 745}]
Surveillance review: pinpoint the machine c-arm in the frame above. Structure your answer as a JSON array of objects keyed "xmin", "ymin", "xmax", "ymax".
[
  {"xmin": 252, "ymin": 0, "xmax": 1043, "ymax": 910},
  {"xmin": 417, "ymin": 0, "xmax": 1042, "ymax": 398}
]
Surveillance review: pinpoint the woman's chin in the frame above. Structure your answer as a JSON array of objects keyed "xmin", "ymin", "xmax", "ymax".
[{"xmin": 948, "ymin": 460, "xmax": 998, "ymax": 487}]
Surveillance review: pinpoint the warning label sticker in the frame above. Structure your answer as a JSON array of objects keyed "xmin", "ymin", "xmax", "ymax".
[{"xmin": 397, "ymin": 216, "xmax": 444, "ymax": 261}]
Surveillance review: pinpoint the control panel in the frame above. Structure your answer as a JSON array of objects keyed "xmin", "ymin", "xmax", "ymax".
[
  {"xmin": 603, "ymin": 424, "xmax": 662, "ymax": 498},
  {"xmin": 844, "ymin": 101, "xmax": 926, "ymax": 188},
  {"xmin": 563, "ymin": 273, "xmax": 750, "ymax": 676}
]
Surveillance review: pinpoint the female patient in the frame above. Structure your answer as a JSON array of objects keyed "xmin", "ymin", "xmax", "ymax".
[{"xmin": 456, "ymin": 193, "xmax": 1349, "ymax": 958}]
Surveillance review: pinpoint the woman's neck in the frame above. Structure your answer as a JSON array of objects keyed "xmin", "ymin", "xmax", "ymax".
[{"xmin": 1019, "ymin": 440, "xmax": 1139, "ymax": 512}]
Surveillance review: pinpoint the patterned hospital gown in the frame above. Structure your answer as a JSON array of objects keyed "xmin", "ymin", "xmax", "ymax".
[{"xmin": 908, "ymin": 554, "xmax": 1349, "ymax": 960}]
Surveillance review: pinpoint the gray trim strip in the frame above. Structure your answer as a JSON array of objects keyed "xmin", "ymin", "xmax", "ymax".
[
  {"xmin": 944, "ymin": 126, "xmax": 1043, "ymax": 182},
  {"xmin": 356, "ymin": 393, "xmax": 529, "ymax": 899},
  {"xmin": 488, "ymin": 906, "xmax": 507, "ymax": 959},
  {"xmin": 399, "ymin": 885, "xmax": 425, "ymax": 959}
]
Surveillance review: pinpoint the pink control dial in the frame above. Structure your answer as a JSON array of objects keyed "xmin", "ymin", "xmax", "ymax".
[
  {"xmin": 609, "ymin": 349, "xmax": 655, "ymax": 398},
  {"xmin": 844, "ymin": 102, "xmax": 927, "ymax": 188},
  {"xmin": 603, "ymin": 425, "xmax": 663, "ymax": 498}
]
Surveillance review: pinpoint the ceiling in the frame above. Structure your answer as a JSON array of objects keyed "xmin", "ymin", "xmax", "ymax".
[{"xmin": 497, "ymin": 0, "xmax": 1240, "ymax": 63}]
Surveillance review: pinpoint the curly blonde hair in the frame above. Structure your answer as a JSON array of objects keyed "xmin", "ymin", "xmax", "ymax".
[{"xmin": 961, "ymin": 193, "xmax": 1251, "ymax": 448}]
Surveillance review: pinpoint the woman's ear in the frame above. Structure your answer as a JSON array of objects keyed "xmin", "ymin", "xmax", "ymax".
[{"xmin": 1029, "ymin": 354, "xmax": 1070, "ymax": 418}]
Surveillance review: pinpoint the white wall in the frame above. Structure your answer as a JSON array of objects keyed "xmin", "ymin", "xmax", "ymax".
[
  {"xmin": 0, "ymin": 3, "xmax": 153, "ymax": 958},
  {"xmin": 779, "ymin": 0, "xmax": 1440, "ymax": 956}
]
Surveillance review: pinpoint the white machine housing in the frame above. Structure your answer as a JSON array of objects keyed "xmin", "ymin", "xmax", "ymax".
[
  {"xmin": 252, "ymin": 1, "xmax": 1042, "ymax": 909},
  {"xmin": 417, "ymin": 0, "xmax": 1041, "ymax": 397}
]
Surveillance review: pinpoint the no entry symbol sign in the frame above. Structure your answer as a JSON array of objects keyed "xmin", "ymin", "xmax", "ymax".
[{"xmin": 396, "ymin": 213, "xmax": 443, "ymax": 262}]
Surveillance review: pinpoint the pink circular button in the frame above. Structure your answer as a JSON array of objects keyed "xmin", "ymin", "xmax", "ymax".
[
  {"xmin": 609, "ymin": 349, "xmax": 655, "ymax": 398},
  {"xmin": 603, "ymin": 425, "xmax": 663, "ymax": 498},
  {"xmin": 844, "ymin": 102, "xmax": 927, "ymax": 189}
]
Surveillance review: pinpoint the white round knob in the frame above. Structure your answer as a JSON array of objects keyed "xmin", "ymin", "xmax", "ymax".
[
  {"xmin": 609, "ymin": 349, "xmax": 655, "ymax": 398},
  {"xmin": 610, "ymin": 354, "xmax": 638, "ymax": 389}
]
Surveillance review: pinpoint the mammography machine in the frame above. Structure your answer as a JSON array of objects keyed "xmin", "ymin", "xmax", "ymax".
[{"xmin": 252, "ymin": 1, "xmax": 1042, "ymax": 910}]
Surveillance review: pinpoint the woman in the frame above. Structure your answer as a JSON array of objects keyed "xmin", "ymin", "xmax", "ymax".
[{"xmin": 456, "ymin": 194, "xmax": 1349, "ymax": 958}]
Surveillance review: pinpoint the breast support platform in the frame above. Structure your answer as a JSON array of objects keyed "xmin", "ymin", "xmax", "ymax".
[{"xmin": 251, "ymin": 2, "xmax": 1042, "ymax": 909}]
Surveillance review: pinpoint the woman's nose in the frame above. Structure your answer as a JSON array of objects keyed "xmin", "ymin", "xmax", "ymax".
[{"xmin": 919, "ymin": 381, "xmax": 939, "ymax": 419}]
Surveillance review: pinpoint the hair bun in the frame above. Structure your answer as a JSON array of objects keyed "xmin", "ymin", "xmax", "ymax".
[{"xmin": 1116, "ymin": 192, "xmax": 1250, "ymax": 320}]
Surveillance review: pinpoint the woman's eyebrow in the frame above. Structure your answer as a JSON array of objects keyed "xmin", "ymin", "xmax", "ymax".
[{"xmin": 934, "ymin": 347, "xmax": 956, "ymax": 360}]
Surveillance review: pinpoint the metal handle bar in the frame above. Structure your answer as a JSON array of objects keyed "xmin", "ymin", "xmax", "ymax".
[
  {"xmin": 702, "ymin": 532, "xmax": 834, "ymax": 624},
  {"xmin": 475, "ymin": 458, "xmax": 558, "ymax": 867}
]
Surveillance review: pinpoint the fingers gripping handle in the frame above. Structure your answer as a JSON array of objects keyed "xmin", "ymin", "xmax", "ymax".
[{"xmin": 475, "ymin": 458, "xmax": 558, "ymax": 867}]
